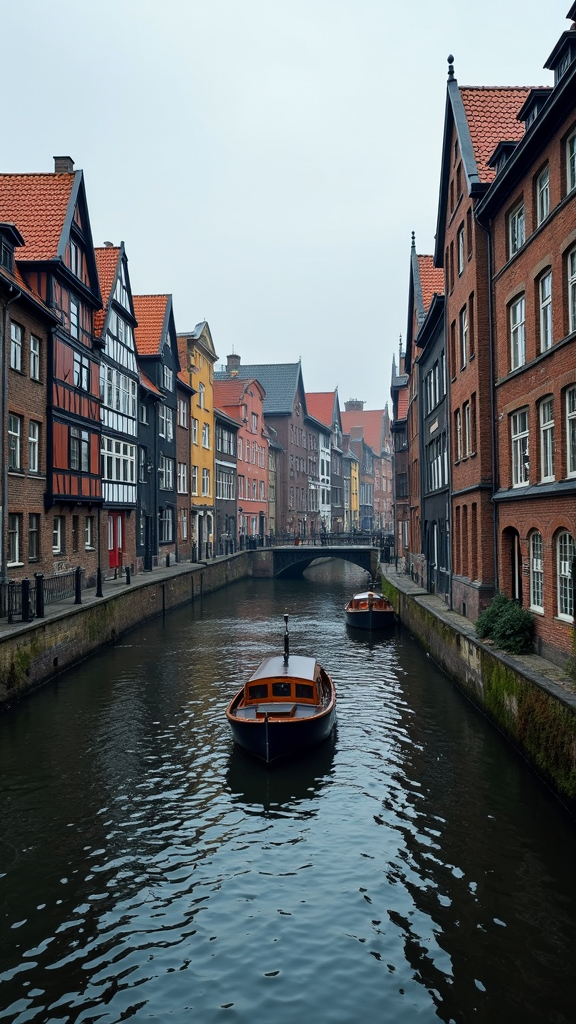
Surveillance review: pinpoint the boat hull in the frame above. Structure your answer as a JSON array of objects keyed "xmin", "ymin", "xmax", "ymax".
[
  {"xmin": 227, "ymin": 699, "xmax": 336, "ymax": 764},
  {"xmin": 344, "ymin": 608, "xmax": 395, "ymax": 630}
]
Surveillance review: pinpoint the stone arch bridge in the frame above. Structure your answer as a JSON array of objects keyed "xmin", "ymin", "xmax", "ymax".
[{"xmin": 249, "ymin": 544, "xmax": 381, "ymax": 580}]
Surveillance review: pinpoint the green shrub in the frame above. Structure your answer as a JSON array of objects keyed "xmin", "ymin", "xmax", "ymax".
[
  {"xmin": 475, "ymin": 591, "xmax": 510, "ymax": 639},
  {"xmin": 492, "ymin": 601, "xmax": 534, "ymax": 654}
]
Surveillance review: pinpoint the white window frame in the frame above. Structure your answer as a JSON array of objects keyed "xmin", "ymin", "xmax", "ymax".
[
  {"xmin": 28, "ymin": 420, "xmax": 40, "ymax": 473},
  {"xmin": 177, "ymin": 462, "xmax": 187, "ymax": 493},
  {"xmin": 85, "ymin": 515, "xmax": 94, "ymax": 549},
  {"xmin": 509, "ymin": 202, "xmax": 525, "ymax": 256},
  {"xmin": 10, "ymin": 322, "xmax": 22, "ymax": 371},
  {"xmin": 567, "ymin": 131, "xmax": 576, "ymax": 194},
  {"xmin": 177, "ymin": 398, "xmax": 188, "ymax": 428},
  {"xmin": 30, "ymin": 335, "xmax": 41, "ymax": 380},
  {"xmin": 511, "ymin": 408, "xmax": 529, "ymax": 487},
  {"xmin": 510, "ymin": 294, "xmax": 526, "ymax": 369},
  {"xmin": 557, "ymin": 530, "xmax": 575, "ymax": 621},
  {"xmin": 159, "ymin": 507, "xmax": 173, "ymax": 543},
  {"xmin": 539, "ymin": 271, "xmax": 552, "ymax": 352},
  {"xmin": 457, "ymin": 224, "xmax": 465, "ymax": 275},
  {"xmin": 455, "ymin": 408, "xmax": 462, "ymax": 461},
  {"xmin": 530, "ymin": 532, "xmax": 544, "ymax": 612},
  {"xmin": 568, "ymin": 248, "xmax": 576, "ymax": 335},
  {"xmin": 202, "ymin": 422, "xmax": 210, "ymax": 448},
  {"xmin": 191, "ymin": 465, "xmax": 198, "ymax": 495},
  {"xmin": 101, "ymin": 437, "xmax": 136, "ymax": 484},
  {"xmin": 69, "ymin": 294, "xmax": 80, "ymax": 339},
  {"xmin": 8, "ymin": 414, "xmax": 21, "ymax": 470},
  {"xmin": 8, "ymin": 513, "xmax": 22, "ymax": 565},
  {"xmin": 198, "ymin": 382, "xmax": 205, "ymax": 409},
  {"xmin": 539, "ymin": 397, "xmax": 554, "ymax": 482},
  {"xmin": 181, "ymin": 508, "xmax": 188, "ymax": 541},
  {"xmin": 537, "ymin": 166, "xmax": 549, "ymax": 225},
  {"xmin": 192, "ymin": 418, "xmax": 198, "ymax": 444},
  {"xmin": 459, "ymin": 305, "xmax": 468, "ymax": 368},
  {"xmin": 567, "ymin": 386, "xmax": 576, "ymax": 477},
  {"xmin": 53, "ymin": 515, "xmax": 65, "ymax": 554},
  {"xmin": 464, "ymin": 401, "xmax": 471, "ymax": 456},
  {"xmin": 202, "ymin": 467, "xmax": 210, "ymax": 496}
]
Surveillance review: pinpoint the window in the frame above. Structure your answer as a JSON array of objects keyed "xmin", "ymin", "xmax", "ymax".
[
  {"xmin": 457, "ymin": 224, "xmax": 465, "ymax": 275},
  {"xmin": 567, "ymin": 131, "xmax": 576, "ymax": 194},
  {"xmin": 177, "ymin": 462, "xmax": 187, "ymax": 493},
  {"xmin": 8, "ymin": 514, "xmax": 22, "ymax": 565},
  {"xmin": 163, "ymin": 365, "xmax": 173, "ymax": 391},
  {"xmin": 140, "ymin": 402, "xmax": 148, "ymax": 425},
  {"xmin": 73, "ymin": 351, "xmax": 90, "ymax": 391},
  {"xmin": 139, "ymin": 446, "xmax": 147, "ymax": 483},
  {"xmin": 216, "ymin": 467, "xmax": 235, "ymax": 500},
  {"xmin": 8, "ymin": 414, "xmax": 21, "ymax": 470},
  {"xmin": 192, "ymin": 418, "xmax": 198, "ymax": 444},
  {"xmin": 511, "ymin": 409, "xmax": 529, "ymax": 486},
  {"xmin": 568, "ymin": 248, "xmax": 576, "ymax": 334},
  {"xmin": 159, "ymin": 508, "xmax": 173, "ymax": 543},
  {"xmin": 28, "ymin": 513, "xmax": 40, "ymax": 561},
  {"xmin": 71, "ymin": 427, "xmax": 90, "ymax": 472},
  {"xmin": 69, "ymin": 239, "xmax": 82, "ymax": 278},
  {"xmin": 252, "ymin": 412, "xmax": 258, "ymax": 433},
  {"xmin": 10, "ymin": 322, "xmax": 22, "ymax": 370},
  {"xmin": 159, "ymin": 455, "xmax": 174, "ymax": 490},
  {"xmin": 530, "ymin": 532, "xmax": 543, "ymax": 611},
  {"xmin": 537, "ymin": 166, "xmax": 549, "ymax": 225},
  {"xmin": 69, "ymin": 294, "xmax": 79, "ymax": 339},
  {"xmin": 85, "ymin": 516, "xmax": 94, "ymax": 548},
  {"xmin": 191, "ymin": 465, "xmax": 198, "ymax": 495},
  {"xmin": 53, "ymin": 516, "xmax": 65, "ymax": 553},
  {"xmin": 510, "ymin": 295, "xmax": 526, "ymax": 369},
  {"xmin": 30, "ymin": 336, "xmax": 41, "ymax": 380},
  {"xmin": 202, "ymin": 422, "xmax": 210, "ymax": 448},
  {"xmin": 539, "ymin": 272, "xmax": 552, "ymax": 351},
  {"xmin": 509, "ymin": 203, "xmax": 525, "ymax": 256},
  {"xmin": 177, "ymin": 398, "xmax": 188, "ymax": 428},
  {"xmin": 202, "ymin": 467, "xmax": 210, "ymax": 496},
  {"xmin": 28, "ymin": 421, "xmax": 40, "ymax": 473},
  {"xmin": 455, "ymin": 408, "xmax": 462, "ymax": 461},
  {"xmin": 158, "ymin": 405, "xmax": 174, "ymax": 440},
  {"xmin": 198, "ymin": 382, "xmax": 205, "ymax": 408},
  {"xmin": 464, "ymin": 400, "xmax": 472, "ymax": 456},
  {"xmin": 540, "ymin": 398, "xmax": 554, "ymax": 481},
  {"xmin": 466, "ymin": 208, "xmax": 473, "ymax": 259},
  {"xmin": 459, "ymin": 305, "xmax": 468, "ymax": 368},
  {"xmin": 101, "ymin": 437, "xmax": 136, "ymax": 483},
  {"xmin": 566, "ymin": 386, "xmax": 576, "ymax": 476},
  {"xmin": 557, "ymin": 531, "xmax": 575, "ymax": 620},
  {"xmin": 468, "ymin": 293, "xmax": 475, "ymax": 357},
  {"xmin": 181, "ymin": 508, "xmax": 188, "ymax": 541}
]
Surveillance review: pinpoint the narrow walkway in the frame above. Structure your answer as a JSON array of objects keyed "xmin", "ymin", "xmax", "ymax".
[{"xmin": 382, "ymin": 564, "xmax": 576, "ymax": 704}]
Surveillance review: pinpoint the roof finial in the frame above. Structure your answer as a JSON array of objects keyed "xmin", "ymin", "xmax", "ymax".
[
  {"xmin": 447, "ymin": 54, "xmax": 455, "ymax": 80},
  {"xmin": 399, "ymin": 334, "xmax": 403, "ymax": 359},
  {"xmin": 411, "ymin": 230, "xmax": 416, "ymax": 250}
]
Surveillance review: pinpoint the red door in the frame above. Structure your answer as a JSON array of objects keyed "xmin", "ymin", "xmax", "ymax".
[{"xmin": 108, "ymin": 513, "xmax": 124, "ymax": 569}]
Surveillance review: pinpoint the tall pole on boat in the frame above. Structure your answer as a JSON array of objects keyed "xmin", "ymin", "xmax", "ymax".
[{"xmin": 283, "ymin": 613, "xmax": 289, "ymax": 665}]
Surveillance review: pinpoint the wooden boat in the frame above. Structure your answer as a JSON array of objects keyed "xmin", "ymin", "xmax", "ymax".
[
  {"xmin": 226, "ymin": 615, "xmax": 336, "ymax": 764},
  {"xmin": 345, "ymin": 585, "xmax": 395, "ymax": 630}
]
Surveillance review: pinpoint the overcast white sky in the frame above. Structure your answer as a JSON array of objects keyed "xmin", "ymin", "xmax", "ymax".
[{"xmin": 3, "ymin": 0, "xmax": 567, "ymax": 408}]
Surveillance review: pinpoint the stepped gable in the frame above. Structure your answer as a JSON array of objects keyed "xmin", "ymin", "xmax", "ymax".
[
  {"xmin": 459, "ymin": 86, "xmax": 532, "ymax": 183},
  {"xmin": 133, "ymin": 294, "xmax": 169, "ymax": 355}
]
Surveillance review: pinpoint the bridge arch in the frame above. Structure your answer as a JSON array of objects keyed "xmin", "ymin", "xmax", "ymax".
[{"xmin": 272, "ymin": 546, "xmax": 380, "ymax": 579}]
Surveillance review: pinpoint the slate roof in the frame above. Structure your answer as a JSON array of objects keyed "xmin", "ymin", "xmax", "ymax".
[
  {"xmin": 133, "ymin": 295, "xmax": 169, "ymax": 355},
  {"xmin": 341, "ymin": 409, "xmax": 386, "ymax": 453},
  {"xmin": 0, "ymin": 173, "xmax": 75, "ymax": 260},
  {"xmin": 93, "ymin": 246, "xmax": 120, "ymax": 337},
  {"xmin": 459, "ymin": 87, "xmax": 532, "ymax": 184},
  {"xmin": 215, "ymin": 362, "xmax": 302, "ymax": 415},
  {"xmin": 417, "ymin": 255, "xmax": 444, "ymax": 313},
  {"xmin": 306, "ymin": 391, "xmax": 335, "ymax": 427}
]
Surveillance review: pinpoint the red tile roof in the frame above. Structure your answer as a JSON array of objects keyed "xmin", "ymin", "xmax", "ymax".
[
  {"xmin": 213, "ymin": 378, "xmax": 264, "ymax": 407},
  {"xmin": 139, "ymin": 368, "xmax": 162, "ymax": 396},
  {"xmin": 133, "ymin": 294, "xmax": 168, "ymax": 355},
  {"xmin": 0, "ymin": 173, "xmax": 75, "ymax": 259},
  {"xmin": 93, "ymin": 246, "xmax": 120, "ymax": 337},
  {"xmin": 459, "ymin": 87, "xmax": 532, "ymax": 183},
  {"xmin": 417, "ymin": 255, "xmax": 444, "ymax": 312},
  {"xmin": 306, "ymin": 391, "xmax": 335, "ymax": 427},
  {"xmin": 341, "ymin": 409, "xmax": 387, "ymax": 452}
]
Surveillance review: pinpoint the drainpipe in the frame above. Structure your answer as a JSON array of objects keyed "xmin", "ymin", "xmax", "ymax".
[{"xmin": 0, "ymin": 286, "xmax": 22, "ymax": 580}]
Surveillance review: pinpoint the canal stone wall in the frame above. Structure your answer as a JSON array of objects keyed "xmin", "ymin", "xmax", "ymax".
[
  {"xmin": 381, "ymin": 567, "xmax": 576, "ymax": 810},
  {"xmin": 0, "ymin": 552, "xmax": 256, "ymax": 709}
]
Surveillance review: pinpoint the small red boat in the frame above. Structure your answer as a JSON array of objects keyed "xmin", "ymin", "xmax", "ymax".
[
  {"xmin": 345, "ymin": 586, "xmax": 395, "ymax": 631},
  {"xmin": 226, "ymin": 616, "xmax": 336, "ymax": 764}
]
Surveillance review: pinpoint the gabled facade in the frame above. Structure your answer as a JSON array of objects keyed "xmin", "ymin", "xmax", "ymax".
[
  {"xmin": 176, "ymin": 373, "xmax": 194, "ymax": 561},
  {"xmin": 306, "ymin": 390, "xmax": 345, "ymax": 533},
  {"xmin": 390, "ymin": 350, "xmax": 409, "ymax": 564},
  {"xmin": 94, "ymin": 243, "xmax": 138, "ymax": 572},
  {"xmin": 134, "ymin": 295, "xmax": 180, "ymax": 568},
  {"xmin": 177, "ymin": 322, "xmax": 217, "ymax": 560},
  {"xmin": 475, "ymin": 7, "xmax": 576, "ymax": 663},
  {"xmin": 213, "ymin": 407, "xmax": 239, "ymax": 554},
  {"xmin": 215, "ymin": 355, "xmax": 311, "ymax": 537},
  {"xmin": 0, "ymin": 157, "xmax": 103, "ymax": 582},
  {"xmin": 342, "ymin": 399, "xmax": 394, "ymax": 537},
  {"xmin": 213, "ymin": 377, "xmax": 268, "ymax": 543},
  {"xmin": 434, "ymin": 68, "xmax": 532, "ymax": 619}
]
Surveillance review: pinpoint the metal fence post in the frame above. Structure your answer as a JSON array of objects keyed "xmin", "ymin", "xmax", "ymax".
[
  {"xmin": 74, "ymin": 566, "xmax": 82, "ymax": 604},
  {"xmin": 34, "ymin": 573, "xmax": 45, "ymax": 618},
  {"xmin": 22, "ymin": 579, "xmax": 31, "ymax": 622},
  {"xmin": 125, "ymin": 565, "xmax": 131, "ymax": 585}
]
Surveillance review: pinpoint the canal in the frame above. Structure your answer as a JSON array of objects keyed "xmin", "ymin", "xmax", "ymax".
[{"xmin": 1, "ymin": 561, "xmax": 575, "ymax": 1024}]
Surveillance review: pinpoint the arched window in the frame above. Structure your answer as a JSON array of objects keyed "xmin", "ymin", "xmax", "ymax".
[
  {"xmin": 529, "ymin": 532, "xmax": 543, "ymax": 611},
  {"xmin": 556, "ymin": 531, "xmax": 575, "ymax": 620}
]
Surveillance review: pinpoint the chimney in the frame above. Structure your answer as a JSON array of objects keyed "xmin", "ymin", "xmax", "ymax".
[
  {"xmin": 53, "ymin": 155, "xmax": 74, "ymax": 174},
  {"xmin": 345, "ymin": 399, "xmax": 365, "ymax": 412},
  {"xmin": 227, "ymin": 353, "xmax": 241, "ymax": 375}
]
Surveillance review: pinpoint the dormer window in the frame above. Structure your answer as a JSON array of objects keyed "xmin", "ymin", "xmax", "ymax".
[{"xmin": 1, "ymin": 240, "xmax": 14, "ymax": 273}]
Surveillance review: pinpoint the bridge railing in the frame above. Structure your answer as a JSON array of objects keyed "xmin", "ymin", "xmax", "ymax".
[{"xmin": 269, "ymin": 531, "xmax": 389, "ymax": 548}]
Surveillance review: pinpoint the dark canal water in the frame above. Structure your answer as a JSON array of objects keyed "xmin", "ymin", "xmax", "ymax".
[{"xmin": 1, "ymin": 561, "xmax": 575, "ymax": 1024}]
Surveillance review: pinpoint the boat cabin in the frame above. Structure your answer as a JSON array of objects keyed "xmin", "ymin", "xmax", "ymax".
[{"xmin": 240, "ymin": 655, "xmax": 325, "ymax": 718}]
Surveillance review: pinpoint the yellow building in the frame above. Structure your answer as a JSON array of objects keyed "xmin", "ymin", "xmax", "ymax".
[{"xmin": 177, "ymin": 322, "xmax": 217, "ymax": 559}]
